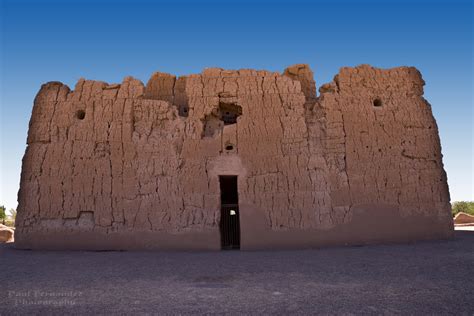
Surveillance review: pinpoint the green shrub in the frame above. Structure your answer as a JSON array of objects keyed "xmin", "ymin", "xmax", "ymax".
[
  {"xmin": 0, "ymin": 205, "xmax": 6, "ymax": 224},
  {"xmin": 452, "ymin": 201, "xmax": 474, "ymax": 217},
  {"xmin": 0, "ymin": 206, "xmax": 16, "ymax": 227}
]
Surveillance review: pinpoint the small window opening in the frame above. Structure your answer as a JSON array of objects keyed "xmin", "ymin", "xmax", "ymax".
[
  {"xmin": 373, "ymin": 98, "xmax": 383, "ymax": 107},
  {"xmin": 225, "ymin": 144, "xmax": 234, "ymax": 151},
  {"xmin": 76, "ymin": 110, "xmax": 86, "ymax": 120},
  {"xmin": 179, "ymin": 105, "xmax": 189, "ymax": 117}
]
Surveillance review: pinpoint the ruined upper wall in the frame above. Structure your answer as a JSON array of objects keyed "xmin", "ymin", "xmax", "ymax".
[{"xmin": 315, "ymin": 65, "xmax": 450, "ymax": 218}]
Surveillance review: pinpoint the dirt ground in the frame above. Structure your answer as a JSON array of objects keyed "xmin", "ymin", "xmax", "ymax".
[{"xmin": 1, "ymin": 230, "xmax": 473, "ymax": 315}]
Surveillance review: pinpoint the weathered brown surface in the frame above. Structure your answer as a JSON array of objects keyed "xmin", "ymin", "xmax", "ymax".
[
  {"xmin": 0, "ymin": 224, "xmax": 14, "ymax": 243},
  {"xmin": 15, "ymin": 64, "xmax": 454, "ymax": 250},
  {"xmin": 453, "ymin": 212, "xmax": 474, "ymax": 225}
]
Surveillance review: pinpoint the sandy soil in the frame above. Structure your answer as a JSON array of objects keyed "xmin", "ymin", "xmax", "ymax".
[{"xmin": 1, "ymin": 231, "xmax": 473, "ymax": 315}]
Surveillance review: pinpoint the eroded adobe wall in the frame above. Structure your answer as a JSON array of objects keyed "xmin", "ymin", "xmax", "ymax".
[
  {"xmin": 285, "ymin": 65, "xmax": 454, "ymax": 248},
  {"xmin": 318, "ymin": 66, "xmax": 451, "ymax": 218},
  {"xmin": 15, "ymin": 64, "xmax": 453, "ymax": 250}
]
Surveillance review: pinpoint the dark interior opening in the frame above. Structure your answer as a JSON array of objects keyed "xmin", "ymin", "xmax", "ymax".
[
  {"xmin": 219, "ymin": 176, "xmax": 240, "ymax": 250},
  {"xmin": 373, "ymin": 98, "xmax": 383, "ymax": 107},
  {"xmin": 220, "ymin": 176, "xmax": 238, "ymax": 204},
  {"xmin": 219, "ymin": 102, "xmax": 242, "ymax": 125},
  {"xmin": 178, "ymin": 105, "xmax": 189, "ymax": 117},
  {"xmin": 76, "ymin": 110, "xmax": 86, "ymax": 120},
  {"xmin": 201, "ymin": 103, "xmax": 242, "ymax": 138}
]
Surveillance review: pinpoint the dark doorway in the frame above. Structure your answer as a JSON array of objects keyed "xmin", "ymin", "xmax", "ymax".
[{"xmin": 219, "ymin": 176, "xmax": 240, "ymax": 250}]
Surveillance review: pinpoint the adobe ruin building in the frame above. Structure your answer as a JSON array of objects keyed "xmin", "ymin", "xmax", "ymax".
[{"xmin": 15, "ymin": 64, "xmax": 454, "ymax": 250}]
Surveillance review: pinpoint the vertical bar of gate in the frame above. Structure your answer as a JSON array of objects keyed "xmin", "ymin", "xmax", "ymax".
[
  {"xmin": 230, "ymin": 209, "xmax": 234, "ymax": 247},
  {"xmin": 226, "ymin": 208, "xmax": 229, "ymax": 247},
  {"xmin": 229, "ymin": 208, "xmax": 232, "ymax": 247}
]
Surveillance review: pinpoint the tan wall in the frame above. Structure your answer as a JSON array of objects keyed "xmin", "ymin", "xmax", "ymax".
[{"xmin": 15, "ymin": 64, "xmax": 453, "ymax": 250}]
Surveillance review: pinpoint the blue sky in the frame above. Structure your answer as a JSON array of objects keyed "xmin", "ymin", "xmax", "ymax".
[{"xmin": 0, "ymin": 0, "xmax": 472, "ymax": 211}]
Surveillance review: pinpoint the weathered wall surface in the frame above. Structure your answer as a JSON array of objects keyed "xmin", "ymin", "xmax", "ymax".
[{"xmin": 15, "ymin": 64, "xmax": 453, "ymax": 250}]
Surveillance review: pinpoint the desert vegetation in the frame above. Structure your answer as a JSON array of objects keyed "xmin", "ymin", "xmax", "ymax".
[
  {"xmin": 451, "ymin": 201, "xmax": 474, "ymax": 217},
  {"xmin": 0, "ymin": 205, "xmax": 16, "ymax": 227}
]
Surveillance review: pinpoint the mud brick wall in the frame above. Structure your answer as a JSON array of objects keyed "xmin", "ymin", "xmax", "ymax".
[{"xmin": 15, "ymin": 64, "xmax": 453, "ymax": 250}]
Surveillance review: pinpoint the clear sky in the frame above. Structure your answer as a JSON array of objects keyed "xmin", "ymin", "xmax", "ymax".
[{"xmin": 0, "ymin": 0, "xmax": 472, "ymax": 211}]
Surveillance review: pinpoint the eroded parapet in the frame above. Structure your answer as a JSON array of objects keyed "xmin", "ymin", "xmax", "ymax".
[
  {"xmin": 283, "ymin": 64, "xmax": 317, "ymax": 101},
  {"xmin": 316, "ymin": 65, "xmax": 450, "ymax": 221}
]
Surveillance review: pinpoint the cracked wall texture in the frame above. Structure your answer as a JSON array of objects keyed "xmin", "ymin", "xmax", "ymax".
[{"xmin": 15, "ymin": 64, "xmax": 454, "ymax": 250}]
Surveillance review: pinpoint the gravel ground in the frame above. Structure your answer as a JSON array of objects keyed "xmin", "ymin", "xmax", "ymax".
[{"xmin": 1, "ymin": 230, "xmax": 473, "ymax": 315}]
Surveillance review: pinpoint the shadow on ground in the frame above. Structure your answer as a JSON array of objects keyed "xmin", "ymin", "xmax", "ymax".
[{"xmin": 1, "ymin": 231, "xmax": 473, "ymax": 314}]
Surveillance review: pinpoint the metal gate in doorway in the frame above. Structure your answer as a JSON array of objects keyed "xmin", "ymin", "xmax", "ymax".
[{"xmin": 219, "ymin": 176, "xmax": 240, "ymax": 249}]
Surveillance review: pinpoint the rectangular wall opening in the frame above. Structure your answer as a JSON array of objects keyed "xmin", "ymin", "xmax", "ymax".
[{"xmin": 219, "ymin": 175, "xmax": 240, "ymax": 250}]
